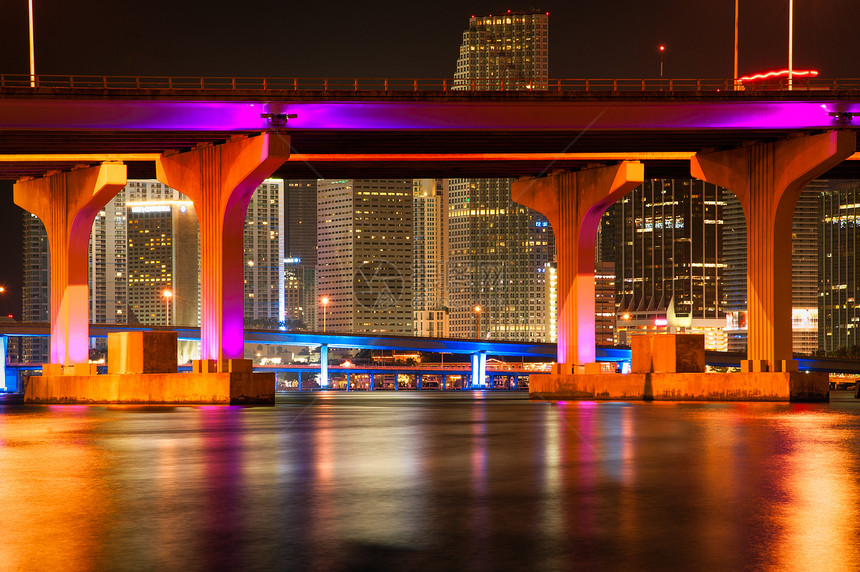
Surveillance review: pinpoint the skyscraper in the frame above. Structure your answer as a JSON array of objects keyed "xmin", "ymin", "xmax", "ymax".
[
  {"xmin": 413, "ymin": 179, "xmax": 449, "ymax": 338},
  {"xmin": 613, "ymin": 179, "xmax": 728, "ymax": 350},
  {"xmin": 449, "ymin": 11, "xmax": 554, "ymax": 342},
  {"xmin": 243, "ymin": 179, "xmax": 285, "ymax": 328},
  {"xmin": 818, "ymin": 179, "xmax": 860, "ymax": 353},
  {"xmin": 284, "ymin": 180, "xmax": 318, "ymax": 330},
  {"xmin": 317, "ymin": 179, "xmax": 413, "ymax": 334}
]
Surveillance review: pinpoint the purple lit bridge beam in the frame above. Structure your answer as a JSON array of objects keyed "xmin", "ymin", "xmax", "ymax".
[
  {"xmin": 513, "ymin": 162, "xmax": 644, "ymax": 371},
  {"xmin": 13, "ymin": 163, "xmax": 127, "ymax": 370},
  {"xmin": 692, "ymin": 130, "xmax": 856, "ymax": 373},
  {"xmin": 156, "ymin": 133, "xmax": 290, "ymax": 372}
]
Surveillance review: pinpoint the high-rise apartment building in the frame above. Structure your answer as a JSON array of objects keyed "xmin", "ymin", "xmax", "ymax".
[
  {"xmin": 284, "ymin": 180, "xmax": 318, "ymax": 330},
  {"xmin": 22, "ymin": 213, "xmax": 49, "ymax": 364},
  {"xmin": 613, "ymin": 179, "xmax": 728, "ymax": 350},
  {"xmin": 243, "ymin": 180, "xmax": 285, "ymax": 328},
  {"xmin": 819, "ymin": 179, "xmax": 860, "ymax": 353},
  {"xmin": 413, "ymin": 179, "xmax": 449, "ymax": 338},
  {"xmin": 317, "ymin": 179, "xmax": 413, "ymax": 334},
  {"xmin": 449, "ymin": 11, "xmax": 554, "ymax": 342},
  {"xmin": 454, "ymin": 11, "xmax": 549, "ymax": 90}
]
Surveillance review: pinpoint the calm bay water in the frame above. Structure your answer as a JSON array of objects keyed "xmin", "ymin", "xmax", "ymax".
[{"xmin": 2, "ymin": 391, "xmax": 860, "ymax": 571}]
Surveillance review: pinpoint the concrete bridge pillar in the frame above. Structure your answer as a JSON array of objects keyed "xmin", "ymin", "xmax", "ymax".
[
  {"xmin": 156, "ymin": 134, "xmax": 289, "ymax": 371},
  {"xmin": 512, "ymin": 162, "xmax": 643, "ymax": 370},
  {"xmin": 14, "ymin": 163, "xmax": 127, "ymax": 369},
  {"xmin": 692, "ymin": 131, "xmax": 856, "ymax": 372},
  {"xmin": 470, "ymin": 351, "xmax": 487, "ymax": 388},
  {"xmin": 319, "ymin": 344, "xmax": 329, "ymax": 388}
]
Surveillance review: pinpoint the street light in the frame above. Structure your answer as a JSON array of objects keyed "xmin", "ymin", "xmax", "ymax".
[
  {"xmin": 658, "ymin": 45, "xmax": 666, "ymax": 79},
  {"xmin": 28, "ymin": 0, "xmax": 35, "ymax": 87},
  {"xmin": 162, "ymin": 289, "xmax": 173, "ymax": 326},
  {"xmin": 320, "ymin": 296, "xmax": 329, "ymax": 332},
  {"xmin": 788, "ymin": 0, "xmax": 794, "ymax": 90},
  {"xmin": 474, "ymin": 305, "xmax": 482, "ymax": 339}
]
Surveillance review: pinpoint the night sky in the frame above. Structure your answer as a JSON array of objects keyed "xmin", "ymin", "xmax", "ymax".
[{"xmin": 0, "ymin": 0, "xmax": 858, "ymax": 318}]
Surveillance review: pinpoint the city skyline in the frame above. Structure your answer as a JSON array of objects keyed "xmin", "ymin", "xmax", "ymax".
[{"xmin": 0, "ymin": 2, "xmax": 858, "ymax": 317}]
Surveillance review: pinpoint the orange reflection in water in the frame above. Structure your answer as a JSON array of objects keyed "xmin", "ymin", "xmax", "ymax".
[
  {"xmin": 0, "ymin": 407, "xmax": 110, "ymax": 571},
  {"xmin": 771, "ymin": 410, "xmax": 860, "ymax": 571}
]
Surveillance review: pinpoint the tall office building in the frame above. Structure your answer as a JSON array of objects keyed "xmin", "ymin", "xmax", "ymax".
[
  {"xmin": 124, "ymin": 181, "xmax": 200, "ymax": 328},
  {"xmin": 818, "ymin": 179, "xmax": 860, "ymax": 353},
  {"xmin": 449, "ymin": 11, "xmax": 554, "ymax": 342},
  {"xmin": 454, "ymin": 11, "xmax": 549, "ymax": 90},
  {"xmin": 283, "ymin": 180, "xmax": 318, "ymax": 330},
  {"xmin": 413, "ymin": 179, "xmax": 449, "ymax": 338},
  {"xmin": 613, "ymin": 179, "xmax": 728, "ymax": 350},
  {"xmin": 317, "ymin": 179, "xmax": 413, "ymax": 334},
  {"xmin": 243, "ymin": 180, "xmax": 285, "ymax": 328},
  {"xmin": 22, "ymin": 213, "xmax": 49, "ymax": 364}
]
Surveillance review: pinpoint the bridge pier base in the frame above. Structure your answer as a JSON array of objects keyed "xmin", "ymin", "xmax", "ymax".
[
  {"xmin": 156, "ymin": 134, "xmax": 289, "ymax": 371},
  {"xmin": 692, "ymin": 131, "xmax": 856, "ymax": 371},
  {"xmin": 512, "ymin": 162, "xmax": 643, "ymax": 370},
  {"xmin": 14, "ymin": 163, "xmax": 127, "ymax": 370}
]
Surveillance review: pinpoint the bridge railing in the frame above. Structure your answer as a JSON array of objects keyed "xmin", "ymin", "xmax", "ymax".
[{"xmin": 3, "ymin": 74, "xmax": 860, "ymax": 92}]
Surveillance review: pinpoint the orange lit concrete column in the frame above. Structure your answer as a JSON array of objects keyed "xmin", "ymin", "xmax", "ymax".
[
  {"xmin": 156, "ymin": 134, "xmax": 289, "ymax": 370},
  {"xmin": 14, "ymin": 163, "xmax": 127, "ymax": 368},
  {"xmin": 692, "ymin": 130, "xmax": 855, "ymax": 371},
  {"xmin": 513, "ymin": 162, "xmax": 643, "ymax": 368}
]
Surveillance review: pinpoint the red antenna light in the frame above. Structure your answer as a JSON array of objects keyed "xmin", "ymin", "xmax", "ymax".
[{"xmin": 659, "ymin": 45, "xmax": 665, "ymax": 52}]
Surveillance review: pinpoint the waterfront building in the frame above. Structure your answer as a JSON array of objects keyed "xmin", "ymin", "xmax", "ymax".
[
  {"xmin": 413, "ymin": 179, "xmax": 449, "ymax": 338},
  {"xmin": 317, "ymin": 179, "xmax": 413, "ymax": 334},
  {"xmin": 613, "ymin": 179, "xmax": 728, "ymax": 351},
  {"xmin": 243, "ymin": 179, "xmax": 285, "ymax": 328},
  {"xmin": 819, "ymin": 179, "xmax": 860, "ymax": 353},
  {"xmin": 284, "ymin": 180, "xmax": 318, "ymax": 330},
  {"xmin": 21, "ymin": 213, "xmax": 49, "ymax": 364},
  {"xmin": 448, "ymin": 11, "xmax": 554, "ymax": 342},
  {"xmin": 595, "ymin": 261, "xmax": 616, "ymax": 346}
]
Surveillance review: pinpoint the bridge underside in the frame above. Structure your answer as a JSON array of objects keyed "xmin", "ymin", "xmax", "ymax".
[{"xmin": 2, "ymin": 129, "xmax": 860, "ymax": 180}]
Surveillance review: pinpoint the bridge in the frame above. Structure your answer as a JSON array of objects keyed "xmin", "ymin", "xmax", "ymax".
[{"xmin": 2, "ymin": 76, "xmax": 860, "ymax": 396}]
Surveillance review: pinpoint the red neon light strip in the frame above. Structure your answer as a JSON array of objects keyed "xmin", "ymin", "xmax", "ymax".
[{"xmin": 738, "ymin": 69, "xmax": 819, "ymax": 82}]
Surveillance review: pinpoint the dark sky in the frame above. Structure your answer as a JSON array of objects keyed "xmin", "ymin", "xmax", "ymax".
[{"xmin": 0, "ymin": 0, "xmax": 858, "ymax": 318}]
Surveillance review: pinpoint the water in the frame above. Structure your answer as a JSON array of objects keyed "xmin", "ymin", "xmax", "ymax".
[{"xmin": 2, "ymin": 391, "xmax": 860, "ymax": 571}]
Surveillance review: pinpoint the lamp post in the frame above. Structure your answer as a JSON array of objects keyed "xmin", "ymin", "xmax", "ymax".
[
  {"xmin": 474, "ymin": 305, "xmax": 482, "ymax": 339},
  {"xmin": 788, "ymin": 0, "xmax": 794, "ymax": 90},
  {"xmin": 320, "ymin": 296, "xmax": 329, "ymax": 333},
  {"xmin": 733, "ymin": 0, "xmax": 739, "ymax": 81},
  {"xmin": 658, "ymin": 45, "xmax": 665, "ymax": 79},
  {"xmin": 162, "ymin": 289, "xmax": 173, "ymax": 326},
  {"xmin": 28, "ymin": 0, "xmax": 35, "ymax": 87}
]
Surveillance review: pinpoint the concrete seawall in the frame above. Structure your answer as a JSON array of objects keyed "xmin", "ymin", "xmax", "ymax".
[
  {"xmin": 24, "ymin": 372, "xmax": 275, "ymax": 404},
  {"xmin": 529, "ymin": 371, "xmax": 830, "ymax": 402}
]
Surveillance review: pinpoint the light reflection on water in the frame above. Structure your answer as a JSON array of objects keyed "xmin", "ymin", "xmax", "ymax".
[{"xmin": 1, "ymin": 393, "xmax": 860, "ymax": 570}]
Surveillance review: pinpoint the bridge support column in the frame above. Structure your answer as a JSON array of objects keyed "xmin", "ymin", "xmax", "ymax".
[
  {"xmin": 369, "ymin": 373, "xmax": 375, "ymax": 391},
  {"xmin": 470, "ymin": 351, "xmax": 487, "ymax": 388},
  {"xmin": 417, "ymin": 373, "xmax": 422, "ymax": 390},
  {"xmin": 346, "ymin": 373, "xmax": 351, "ymax": 391},
  {"xmin": 297, "ymin": 371, "xmax": 302, "ymax": 392},
  {"xmin": 156, "ymin": 134, "xmax": 289, "ymax": 372},
  {"xmin": 441, "ymin": 374, "xmax": 446, "ymax": 391},
  {"xmin": 692, "ymin": 131, "xmax": 855, "ymax": 371},
  {"xmin": 0, "ymin": 334, "xmax": 8, "ymax": 391},
  {"xmin": 512, "ymin": 162, "xmax": 643, "ymax": 370},
  {"xmin": 319, "ymin": 344, "xmax": 329, "ymax": 389},
  {"xmin": 14, "ymin": 163, "xmax": 127, "ymax": 369}
]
